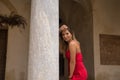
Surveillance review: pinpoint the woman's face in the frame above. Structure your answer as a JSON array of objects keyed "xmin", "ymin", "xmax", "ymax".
[{"xmin": 62, "ymin": 30, "xmax": 72, "ymax": 42}]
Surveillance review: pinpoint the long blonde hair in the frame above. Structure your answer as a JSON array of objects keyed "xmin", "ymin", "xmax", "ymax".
[{"xmin": 59, "ymin": 25, "xmax": 77, "ymax": 55}]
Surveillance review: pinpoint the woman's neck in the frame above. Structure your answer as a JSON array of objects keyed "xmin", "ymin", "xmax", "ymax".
[{"xmin": 68, "ymin": 39, "xmax": 73, "ymax": 44}]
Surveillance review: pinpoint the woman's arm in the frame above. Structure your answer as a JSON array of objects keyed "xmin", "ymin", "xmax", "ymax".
[{"xmin": 69, "ymin": 41, "xmax": 76, "ymax": 78}]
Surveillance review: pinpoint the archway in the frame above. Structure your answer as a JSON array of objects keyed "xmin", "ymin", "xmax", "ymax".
[{"xmin": 59, "ymin": 0, "xmax": 94, "ymax": 80}]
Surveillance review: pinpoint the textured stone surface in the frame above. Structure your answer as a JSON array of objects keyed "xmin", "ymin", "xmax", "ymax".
[
  {"xmin": 100, "ymin": 34, "xmax": 120, "ymax": 65},
  {"xmin": 28, "ymin": 0, "xmax": 59, "ymax": 80}
]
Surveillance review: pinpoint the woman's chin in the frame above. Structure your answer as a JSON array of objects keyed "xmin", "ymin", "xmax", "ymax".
[{"xmin": 65, "ymin": 40, "xmax": 69, "ymax": 42}]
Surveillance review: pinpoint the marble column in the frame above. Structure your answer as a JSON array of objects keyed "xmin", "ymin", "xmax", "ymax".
[{"xmin": 28, "ymin": 0, "xmax": 59, "ymax": 80}]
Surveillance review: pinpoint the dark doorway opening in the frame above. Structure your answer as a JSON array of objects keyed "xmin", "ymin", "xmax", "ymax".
[
  {"xmin": 0, "ymin": 29, "xmax": 8, "ymax": 80},
  {"xmin": 59, "ymin": 0, "xmax": 94, "ymax": 80}
]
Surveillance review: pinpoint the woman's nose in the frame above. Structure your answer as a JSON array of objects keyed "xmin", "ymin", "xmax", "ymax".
[{"xmin": 64, "ymin": 35, "xmax": 67, "ymax": 38}]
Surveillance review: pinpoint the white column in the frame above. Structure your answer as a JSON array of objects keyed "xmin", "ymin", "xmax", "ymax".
[{"xmin": 28, "ymin": 0, "xmax": 59, "ymax": 80}]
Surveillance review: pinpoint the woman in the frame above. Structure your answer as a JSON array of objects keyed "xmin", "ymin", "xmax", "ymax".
[{"xmin": 59, "ymin": 24, "xmax": 88, "ymax": 80}]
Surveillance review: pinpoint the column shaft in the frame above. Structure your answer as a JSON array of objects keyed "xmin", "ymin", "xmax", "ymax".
[{"xmin": 28, "ymin": 0, "xmax": 59, "ymax": 80}]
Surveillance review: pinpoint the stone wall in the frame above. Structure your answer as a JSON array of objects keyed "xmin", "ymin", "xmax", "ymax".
[{"xmin": 93, "ymin": 0, "xmax": 120, "ymax": 80}]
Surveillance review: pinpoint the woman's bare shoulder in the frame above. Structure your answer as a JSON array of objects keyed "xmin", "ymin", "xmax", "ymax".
[
  {"xmin": 69, "ymin": 40, "xmax": 78, "ymax": 46},
  {"xmin": 70, "ymin": 40, "xmax": 81, "ymax": 49}
]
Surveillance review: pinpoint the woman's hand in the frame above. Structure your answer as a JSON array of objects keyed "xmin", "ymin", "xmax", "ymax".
[{"xmin": 59, "ymin": 25, "xmax": 68, "ymax": 32}]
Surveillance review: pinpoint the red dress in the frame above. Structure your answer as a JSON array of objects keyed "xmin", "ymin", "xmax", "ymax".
[{"xmin": 66, "ymin": 50, "xmax": 88, "ymax": 80}]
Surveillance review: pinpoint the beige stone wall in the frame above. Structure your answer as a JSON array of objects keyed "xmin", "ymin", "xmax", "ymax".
[
  {"xmin": 0, "ymin": 0, "xmax": 30, "ymax": 80},
  {"xmin": 93, "ymin": 0, "xmax": 120, "ymax": 80}
]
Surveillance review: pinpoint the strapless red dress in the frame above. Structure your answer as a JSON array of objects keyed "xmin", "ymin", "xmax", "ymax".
[{"xmin": 66, "ymin": 50, "xmax": 88, "ymax": 80}]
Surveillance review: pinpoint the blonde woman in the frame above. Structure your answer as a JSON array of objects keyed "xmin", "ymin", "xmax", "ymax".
[{"xmin": 59, "ymin": 24, "xmax": 88, "ymax": 80}]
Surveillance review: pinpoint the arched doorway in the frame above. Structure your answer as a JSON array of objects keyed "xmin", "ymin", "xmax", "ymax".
[{"xmin": 59, "ymin": 0, "xmax": 94, "ymax": 80}]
